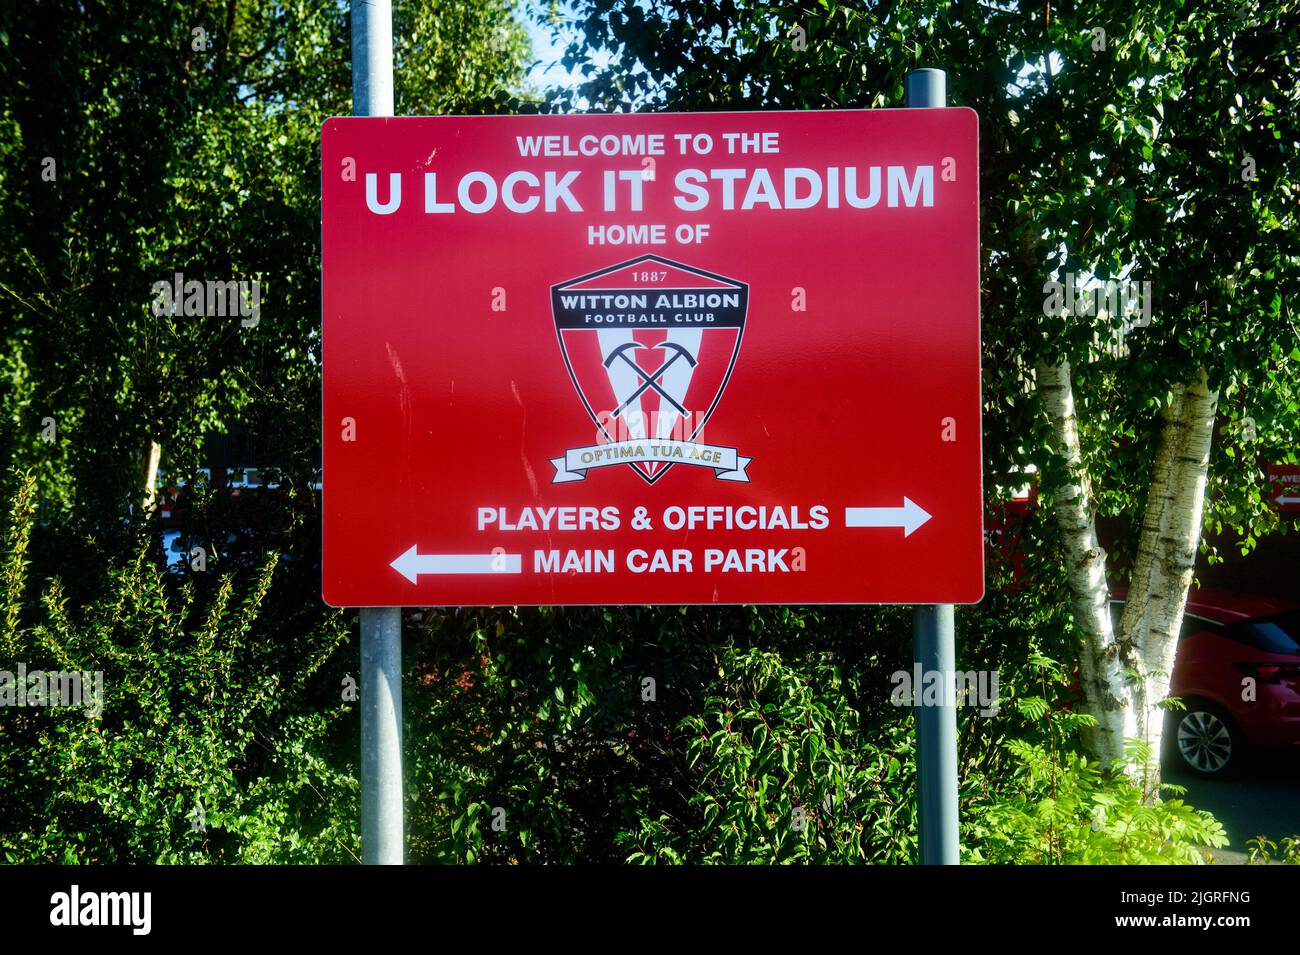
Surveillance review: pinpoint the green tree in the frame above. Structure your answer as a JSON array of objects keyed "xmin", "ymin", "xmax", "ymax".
[
  {"xmin": 549, "ymin": 0, "xmax": 1300, "ymax": 786},
  {"xmin": 0, "ymin": 1, "xmax": 534, "ymax": 863},
  {"xmin": 0, "ymin": 0, "xmax": 531, "ymax": 527}
]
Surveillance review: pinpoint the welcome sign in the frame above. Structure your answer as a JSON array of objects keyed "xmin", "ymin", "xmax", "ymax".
[{"xmin": 321, "ymin": 109, "xmax": 983, "ymax": 605}]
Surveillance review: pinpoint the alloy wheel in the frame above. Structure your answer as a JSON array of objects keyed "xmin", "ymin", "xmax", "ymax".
[{"xmin": 1177, "ymin": 710, "xmax": 1233, "ymax": 774}]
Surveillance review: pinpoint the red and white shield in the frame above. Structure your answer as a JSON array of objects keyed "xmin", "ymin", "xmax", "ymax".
[{"xmin": 552, "ymin": 254, "xmax": 747, "ymax": 483}]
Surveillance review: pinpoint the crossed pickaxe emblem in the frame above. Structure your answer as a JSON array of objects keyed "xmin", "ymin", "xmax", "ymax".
[{"xmin": 603, "ymin": 340, "xmax": 697, "ymax": 419}]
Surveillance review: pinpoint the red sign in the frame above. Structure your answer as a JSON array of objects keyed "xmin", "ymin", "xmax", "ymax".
[
  {"xmin": 321, "ymin": 110, "xmax": 982, "ymax": 606},
  {"xmin": 1267, "ymin": 463, "xmax": 1300, "ymax": 512}
]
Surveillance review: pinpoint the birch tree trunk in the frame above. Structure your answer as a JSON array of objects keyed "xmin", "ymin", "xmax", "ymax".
[
  {"xmin": 1118, "ymin": 368, "xmax": 1219, "ymax": 789},
  {"xmin": 1038, "ymin": 359, "xmax": 1219, "ymax": 792},
  {"xmin": 139, "ymin": 439, "xmax": 162, "ymax": 513},
  {"xmin": 1035, "ymin": 359, "xmax": 1138, "ymax": 763}
]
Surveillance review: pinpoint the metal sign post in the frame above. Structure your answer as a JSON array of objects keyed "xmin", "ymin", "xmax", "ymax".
[
  {"xmin": 352, "ymin": 0, "xmax": 404, "ymax": 866},
  {"xmin": 906, "ymin": 68, "xmax": 961, "ymax": 865}
]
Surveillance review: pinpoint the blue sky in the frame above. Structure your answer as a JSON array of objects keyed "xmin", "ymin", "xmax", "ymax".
[
  {"xmin": 522, "ymin": 1, "xmax": 610, "ymax": 93},
  {"xmin": 524, "ymin": 3, "xmax": 576, "ymax": 89}
]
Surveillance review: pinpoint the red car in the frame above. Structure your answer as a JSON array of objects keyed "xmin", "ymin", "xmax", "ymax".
[{"xmin": 1115, "ymin": 589, "xmax": 1300, "ymax": 776}]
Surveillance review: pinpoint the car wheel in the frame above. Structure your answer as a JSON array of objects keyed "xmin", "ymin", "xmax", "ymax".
[{"xmin": 1168, "ymin": 702, "xmax": 1241, "ymax": 777}]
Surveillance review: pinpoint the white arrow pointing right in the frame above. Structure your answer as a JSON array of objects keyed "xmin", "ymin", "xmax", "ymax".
[{"xmin": 844, "ymin": 497, "xmax": 933, "ymax": 537}]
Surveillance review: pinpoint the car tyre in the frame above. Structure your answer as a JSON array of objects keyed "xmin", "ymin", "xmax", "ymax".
[{"xmin": 1166, "ymin": 701, "xmax": 1241, "ymax": 778}]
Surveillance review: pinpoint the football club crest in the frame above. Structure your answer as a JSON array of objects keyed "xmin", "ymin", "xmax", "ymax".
[{"xmin": 550, "ymin": 254, "xmax": 751, "ymax": 484}]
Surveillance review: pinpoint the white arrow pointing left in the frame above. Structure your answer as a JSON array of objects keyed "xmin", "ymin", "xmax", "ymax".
[
  {"xmin": 390, "ymin": 546, "xmax": 522, "ymax": 583},
  {"xmin": 1276, "ymin": 493, "xmax": 1300, "ymax": 507},
  {"xmin": 844, "ymin": 497, "xmax": 933, "ymax": 537}
]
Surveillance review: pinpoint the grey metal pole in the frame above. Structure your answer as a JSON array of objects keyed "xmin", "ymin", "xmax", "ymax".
[
  {"xmin": 352, "ymin": 0, "xmax": 393, "ymax": 117},
  {"xmin": 912, "ymin": 604, "xmax": 959, "ymax": 864},
  {"xmin": 904, "ymin": 68, "xmax": 946, "ymax": 114},
  {"xmin": 905, "ymin": 67, "xmax": 960, "ymax": 866},
  {"xmin": 361, "ymin": 606, "xmax": 403, "ymax": 864},
  {"xmin": 353, "ymin": 0, "xmax": 402, "ymax": 866}
]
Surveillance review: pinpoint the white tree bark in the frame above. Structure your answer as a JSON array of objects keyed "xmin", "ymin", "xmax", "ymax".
[
  {"xmin": 140, "ymin": 439, "xmax": 162, "ymax": 513},
  {"xmin": 1035, "ymin": 359, "xmax": 1138, "ymax": 763},
  {"xmin": 1037, "ymin": 360, "xmax": 1219, "ymax": 792},
  {"xmin": 1119, "ymin": 369, "xmax": 1219, "ymax": 788}
]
